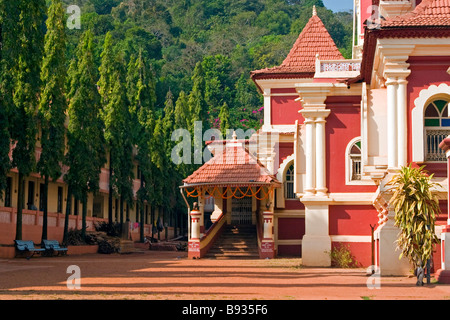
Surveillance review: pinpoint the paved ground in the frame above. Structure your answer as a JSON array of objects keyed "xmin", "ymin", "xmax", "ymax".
[{"xmin": 0, "ymin": 250, "xmax": 449, "ymax": 301}]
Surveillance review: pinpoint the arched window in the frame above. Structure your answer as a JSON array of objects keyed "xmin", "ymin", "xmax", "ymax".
[
  {"xmin": 348, "ymin": 140, "xmax": 362, "ymax": 181},
  {"xmin": 284, "ymin": 164, "xmax": 295, "ymax": 199},
  {"xmin": 424, "ymin": 99, "xmax": 450, "ymax": 162}
]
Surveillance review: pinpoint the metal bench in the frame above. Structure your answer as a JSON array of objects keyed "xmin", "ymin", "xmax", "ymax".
[
  {"xmin": 14, "ymin": 240, "xmax": 45, "ymax": 259},
  {"xmin": 43, "ymin": 240, "xmax": 68, "ymax": 256}
]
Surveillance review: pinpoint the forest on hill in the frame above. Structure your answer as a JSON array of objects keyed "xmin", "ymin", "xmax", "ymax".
[{"xmin": 63, "ymin": 0, "xmax": 353, "ymax": 130}]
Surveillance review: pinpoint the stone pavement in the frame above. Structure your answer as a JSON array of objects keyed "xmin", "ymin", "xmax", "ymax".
[{"xmin": 0, "ymin": 250, "xmax": 449, "ymax": 301}]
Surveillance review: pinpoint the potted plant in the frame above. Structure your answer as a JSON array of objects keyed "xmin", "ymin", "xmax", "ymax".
[{"xmin": 387, "ymin": 164, "xmax": 441, "ymax": 285}]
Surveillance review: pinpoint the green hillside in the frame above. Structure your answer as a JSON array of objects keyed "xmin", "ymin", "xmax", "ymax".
[{"xmin": 63, "ymin": 0, "xmax": 353, "ymax": 129}]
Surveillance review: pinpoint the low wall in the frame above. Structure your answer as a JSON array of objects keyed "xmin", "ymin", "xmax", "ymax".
[
  {"xmin": 0, "ymin": 207, "xmax": 107, "ymax": 245},
  {"xmin": 0, "ymin": 244, "xmax": 99, "ymax": 258},
  {"xmin": 0, "ymin": 207, "xmax": 176, "ymax": 245}
]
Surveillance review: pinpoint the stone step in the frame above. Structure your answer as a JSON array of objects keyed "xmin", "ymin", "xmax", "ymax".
[{"xmin": 205, "ymin": 224, "xmax": 259, "ymax": 259}]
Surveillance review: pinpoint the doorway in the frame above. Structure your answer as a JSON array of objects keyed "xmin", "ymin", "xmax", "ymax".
[{"xmin": 231, "ymin": 196, "xmax": 253, "ymax": 225}]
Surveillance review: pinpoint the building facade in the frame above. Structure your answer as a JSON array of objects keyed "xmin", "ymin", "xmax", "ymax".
[
  {"xmin": 184, "ymin": 0, "xmax": 450, "ymax": 275},
  {"xmin": 252, "ymin": 0, "xmax": 450, "ymax": 272}
]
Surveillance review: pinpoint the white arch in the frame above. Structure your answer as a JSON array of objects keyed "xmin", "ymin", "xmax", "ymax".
[
  {"xmin": 412, "ymin": 83, "xmax": 450, "ymax": 163},
  {"xmin": 276, "ymin": 154, "xmax": 295, "ymax": 208},
  {"xmin": 345, "ymin": 137, "xmax": 362, "ymax": 185},
  {"xmin": 276, "ymin": 154, "xmax": 295, "ymax": 183}
]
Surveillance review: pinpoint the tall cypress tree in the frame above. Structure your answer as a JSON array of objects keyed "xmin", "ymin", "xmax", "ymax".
[
  {"xmin": 188, "ymin": 61, "xmax": 209, "ymax": 167},
  {"xmin": 127, "ymin": 50, "xmax": 156, "ymax": 242},
  {"xmin": 99, "ymin": 32, "xmax": 133, "ymax": 228},
  {"xmin": 37, "ymin": 0, "xmax": 67, "ymax": 242},
  {"xmin": 98, "ymin": 32, "xmax": 118, "ymax": 227},
  {"xmin": 174, "ymin": 90, "xmax": 189, "ymax": 131},
  {"xmin": 218, "ymin": 102, "xmax": 231, "ymax": 138},
  {"xmin": 10, "ymin": 0, "xmax": 46, "ymax": 240},
  {"xmin": 65, "ymin": 29, "xmax": 106, "ymax": 243},
  {"xmin": 188, "ymin": 61, "xmax": 208, "ymax": 131},
  {"xmin": 0, "ymin": 0, "xmax": 19, "ymax": 200}
]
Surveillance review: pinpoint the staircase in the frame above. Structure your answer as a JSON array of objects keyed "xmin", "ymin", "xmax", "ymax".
[{"xmin": 205, "ymin": 225, "xmax": 259, "ymax": 259}]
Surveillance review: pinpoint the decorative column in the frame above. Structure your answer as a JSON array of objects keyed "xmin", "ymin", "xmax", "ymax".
[
  {"xmin": 386, "ymin": 77, "xmax": 398, "ymax": 170},
  {"xmin": 437, "ymin": 137, "xmax": 450, "ymax": 283},
  {"xmin": 260, "ymin": 210, "xmax": 275, "ymax": 259},
  {"xmin": 397, "ymin": 77, "xmax": 409, "ymax": 167},
  {"xmin": 380, "ymin": 46, "xmax": 413, "ymax": 169},
  {"xmin": 315, "ymin": 110, "xmax": 330, "ymax": 197},
  {"xmin": 297, "ymin": 83, "xmax": 332, "ymax": 267},
  {"xmin": 188, "ymin": 204, "xmax": 202, "ymax": 259},
  {"xmin": 262, "ymin": 88, "xmax": 272, "ymax": 132},
  {"xmin": 304, "ymin": 116, "xmax": 316, "ymax": 196}
]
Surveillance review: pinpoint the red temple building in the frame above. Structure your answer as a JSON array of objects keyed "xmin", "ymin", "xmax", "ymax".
[{"xmin": 182, "ymin": 0, "xmax": 450, "ymax": 277}]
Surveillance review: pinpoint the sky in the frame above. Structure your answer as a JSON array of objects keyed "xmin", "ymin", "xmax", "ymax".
[{"xmin": 322, "ymin": 0, "xmax": 354, "ymax": 12}]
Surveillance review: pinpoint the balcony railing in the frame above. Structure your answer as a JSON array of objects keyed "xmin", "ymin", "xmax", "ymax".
[
  {"xmin": 314, "ymin": 57, "xmax": 362, "ymax": 79},
  {"xmin": 425, "ymin": 129, "xmax": 450, "ymax": 162}
]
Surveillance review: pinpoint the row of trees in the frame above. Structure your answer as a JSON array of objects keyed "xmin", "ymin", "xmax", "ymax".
[{"xmin": 0, "ymin": 0, "xmax": 203, "ymax": 244}]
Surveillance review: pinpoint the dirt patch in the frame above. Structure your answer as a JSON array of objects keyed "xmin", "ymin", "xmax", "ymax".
[{"xmin": 0, "ymin": 251, "xmax": 449, "ymax": 300}]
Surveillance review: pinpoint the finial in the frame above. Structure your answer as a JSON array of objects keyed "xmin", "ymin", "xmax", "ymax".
[
  {"xmin": 232, "ymin": 131, "xmax": 237, "ymax": 140},
  {"xmin": 313, "ymin": 5, "xmax": 317, "ymax": 16}
]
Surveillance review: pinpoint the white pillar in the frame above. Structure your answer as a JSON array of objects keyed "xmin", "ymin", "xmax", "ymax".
[
  {"xmin": 190, "ymin": 210, "xmax": 201, "ymax": 240},
  {"xmin": 263, "ymin": 211, "xmax": 274, "ymax": 240},
  {"xmin": 315, "ymin": 112, "xmax": 330, "ymax": 197},
  {"xmin": 263, "ymin": 88, "xmax": 271, "ymax": 131},
  {"xmin": 301, "ymin": 203, "xmax": 331, "ymax": 267},
  {"xmin": 397, "ymin": 78, "xmax": 408, "ymax": 167},
  {"xmin": 386, "ymin": 77, "xmax": 398, "ymax": 169},
  {"xmin": 304, "ymin": 117, "xmax": 316, "ymax": 196},
  {"xmin": 377, "ymin": 205, "xmax": 411, "ymax": 276}
]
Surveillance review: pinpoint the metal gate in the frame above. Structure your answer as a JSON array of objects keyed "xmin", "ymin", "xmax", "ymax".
[{"xmin": 231, "ymin": 196, "xmax": 253, "ymax": 225}]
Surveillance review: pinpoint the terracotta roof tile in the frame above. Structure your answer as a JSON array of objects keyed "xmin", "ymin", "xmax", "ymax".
[
  {"xmin": 183, "ymin": 144, "xmax": 280, "ymax": 186},
  {"xmin": 381, "ymin": 0, "xmax": 450, "ymax": 27},
  {"xmin": 251, "ymin": 12, "xmax": 343, "ymax": 78}
]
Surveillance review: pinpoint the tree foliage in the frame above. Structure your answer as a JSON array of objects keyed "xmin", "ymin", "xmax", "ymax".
[{"xmin": 387, "ymin": 165, "xmax": 441, "ymax": 269}]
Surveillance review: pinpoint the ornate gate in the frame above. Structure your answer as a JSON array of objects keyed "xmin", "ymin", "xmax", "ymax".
[{"xmin": 231, "ymin": 195, "xmax": 253, "ymax": 225}]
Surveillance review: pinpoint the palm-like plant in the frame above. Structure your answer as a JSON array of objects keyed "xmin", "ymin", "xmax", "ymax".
[{"xmin": 386, "ymin": 164, "xmax": 440, "ymax": 271}]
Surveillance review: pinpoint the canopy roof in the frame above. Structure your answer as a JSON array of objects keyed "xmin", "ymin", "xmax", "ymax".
[{"xmin": 182, "ymin": 142, "xmax": 280, "ymax": 188}]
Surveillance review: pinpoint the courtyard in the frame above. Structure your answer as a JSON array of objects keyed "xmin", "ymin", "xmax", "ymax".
[{"xmin": 0, "ymin": 251, "xmax": 449, "ymax": 301}]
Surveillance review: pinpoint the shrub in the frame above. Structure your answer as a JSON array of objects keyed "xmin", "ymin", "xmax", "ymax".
[{"xmin": 329, "ymin": 244, "xmax": 359, "ymax": 268}]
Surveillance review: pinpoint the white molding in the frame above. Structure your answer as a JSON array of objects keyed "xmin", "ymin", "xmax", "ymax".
[
  {"xmin": 328, "ymin": 192, "xmax": 377, "ymax": 205},
  {"xmin": 330, "ymin": 235, "xmax": 372, "ymax": 243},
  {"xmin": 255, "ymin": 78, "xmax": 312, "ymax": 91},
  {"xmin": 412, "ymin": 83, "xmax": 450, "ymax": 163}
]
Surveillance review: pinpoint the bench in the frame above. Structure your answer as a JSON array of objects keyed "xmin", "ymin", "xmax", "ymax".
[
  {"xmin": 14, "ymin": 240, "xmax": 45, "ymax": 259},
  {"xmin": 43, "ymin": 240, "xmax": 68, "ymax": 256}
]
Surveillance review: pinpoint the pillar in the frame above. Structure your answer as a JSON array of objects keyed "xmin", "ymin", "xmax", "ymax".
[
  {"xmin": 386, "ymin": 77, "xmax": 398, "ymax": 169},
  {"xmin": 260, "ymin": 211, "xmax": 275, "ymax": 259},
  {"xmin": 397, "ymin": 77, "xmax": 408, "ymax": 167},
  {"xmin": 301, "ymin": 202, "xmax": 331, "ymax": 267},
  {"xmin": 376, "ymin": 199, "xmax": 411, "ymax": 276},
  {"xmin": 304, "ymin": 117, "xmax": 316, "ymax": 196},
  {"xmin": 188, "ymin": 209, "xmax": 201, "ymax": 259},
  {"xmin": 437, "ymin": 137, "xmax": 450, "ymax": 283},
  {"xmin": 315, "ymin": 111, "xmax": 330, "ymax": 197}
]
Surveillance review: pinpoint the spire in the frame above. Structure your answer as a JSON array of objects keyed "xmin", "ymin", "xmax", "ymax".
[{"xmin": 250, "ymin": 5, "xmax": 344, "ymax": 79}]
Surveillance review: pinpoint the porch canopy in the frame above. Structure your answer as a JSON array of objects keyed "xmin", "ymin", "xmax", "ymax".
[{"xmin": 180, "ymin": 139, "xmax": 281, "ymax": 201}]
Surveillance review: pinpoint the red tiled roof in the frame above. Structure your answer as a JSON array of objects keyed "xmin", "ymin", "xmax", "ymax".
[
  {"xmin": 381, "ymin": 0, "xmax": 450, "ymax": 28},
  {"xmin": 182, "ymin": 144, "xmax": 280, "ymax": 187},
  {"xmin": 251, "ymin": 11, "xmax": 344, "ymax": 79}
]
